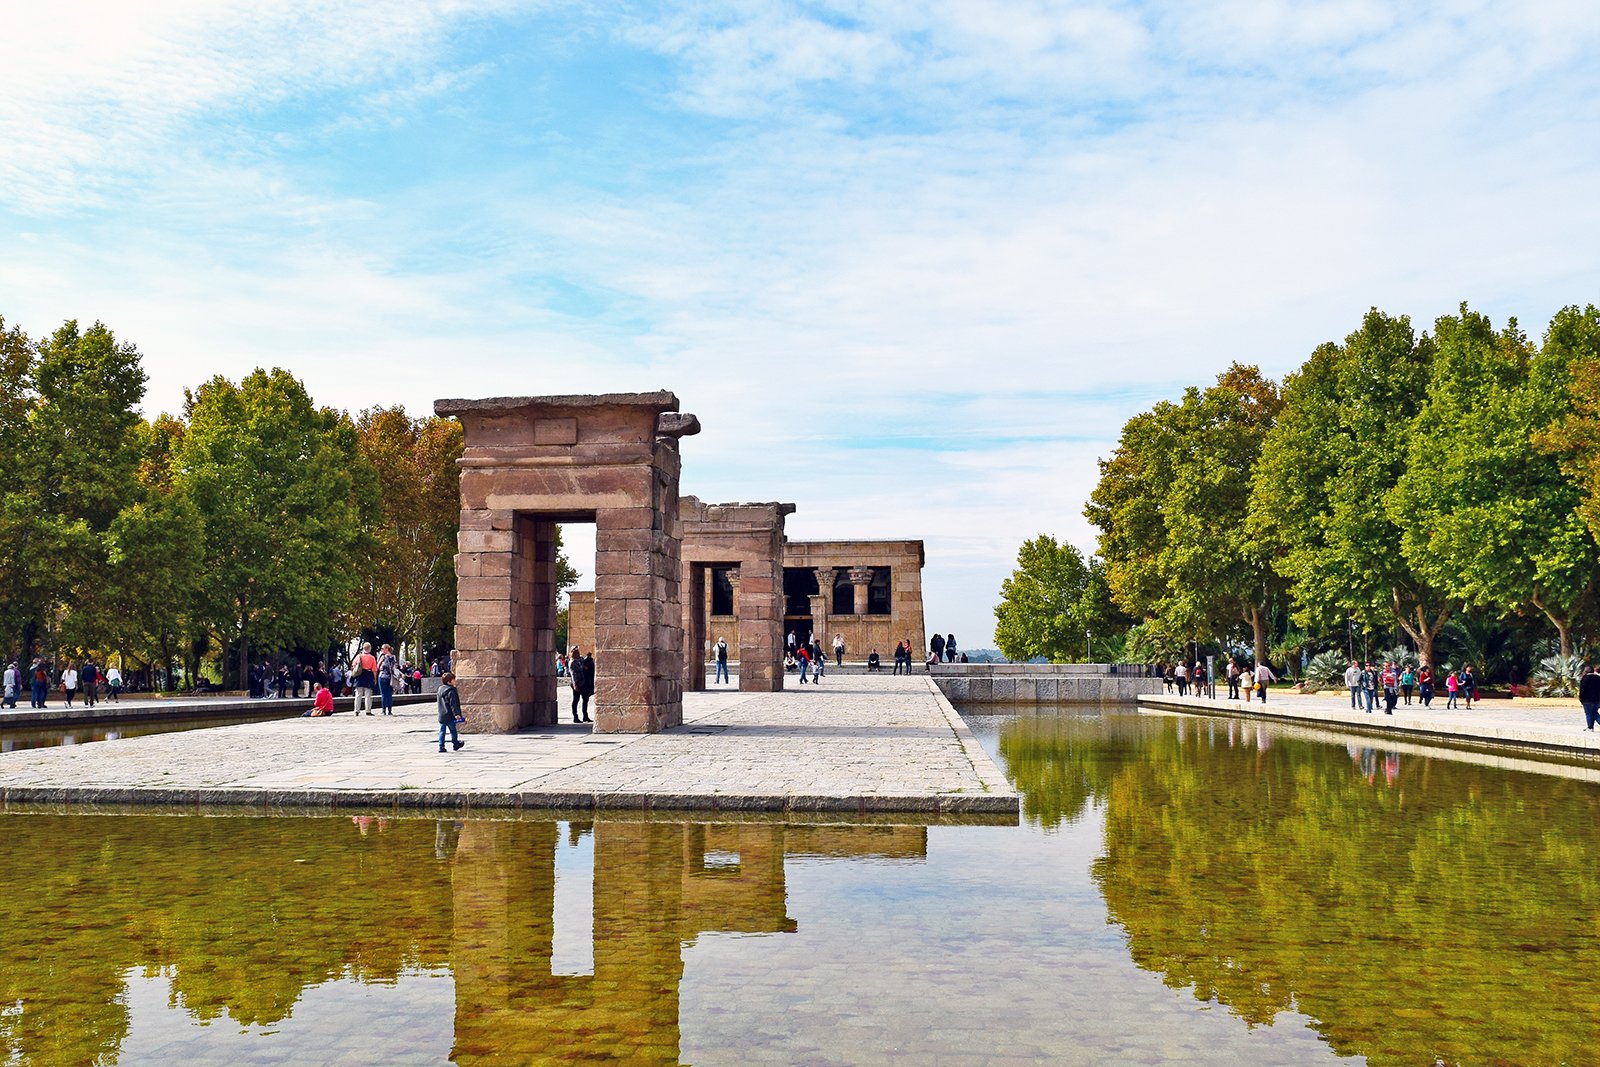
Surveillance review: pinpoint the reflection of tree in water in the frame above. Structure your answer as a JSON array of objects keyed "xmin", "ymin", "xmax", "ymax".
[
  {"xmin": 0, "ymin": 813, "xmax": 925, "ymax": 1067},
  {"xmin": 1090, "ymin": 721, "xmax": 1600, "ymax": 1066},
  {"xmin": 0, "ymin": 814, "xmax": 456, "ymax": 1065},
  {"xmin": 995, "ymin": 711, "xmax": 1134, "ymax": 829}
]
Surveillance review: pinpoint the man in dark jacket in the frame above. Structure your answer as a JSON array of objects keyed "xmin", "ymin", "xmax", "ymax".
[
  {"xmin": 436, "ymin": 671, "xmax": 464, "ymax": 752},
  {"xmin": 571, "ymin": 648, "xmax": 595, "ymax": 723},
  {"xmin": 1579, "ymin": 665, "xmax": 1600, "ymax": 731}
]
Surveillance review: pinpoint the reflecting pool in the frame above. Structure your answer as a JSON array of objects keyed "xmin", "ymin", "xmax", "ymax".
[{"xmin": 5, "ymin": 704, "xmax": 1600, "ymax": 1065}]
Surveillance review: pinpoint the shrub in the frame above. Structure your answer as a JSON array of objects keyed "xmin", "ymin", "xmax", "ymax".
[
  {"xmin": 1305, "ymin": 650, "xmax": 1350, "ymax": 687},
  {"xmin": 1530, "ymin": 655, "xmax": 1585, "ymax": 698}
]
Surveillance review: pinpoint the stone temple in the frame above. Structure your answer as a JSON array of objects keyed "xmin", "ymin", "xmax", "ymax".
[{"xmin": 439, "ymin": 390, "xmax": 928, "ymax": 734}]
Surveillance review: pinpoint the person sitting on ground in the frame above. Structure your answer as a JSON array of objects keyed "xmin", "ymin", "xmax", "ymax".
[
  {"xmin": 784, "ymin": 651, "xmax": 798, "ymax": 671},
  {"xmin": 302, "ymin": 682, "xmax": 335, "ymax": 717},
  {"xmin": 867, "ymin": 649, "xmax": 881, "ymax": 671}
]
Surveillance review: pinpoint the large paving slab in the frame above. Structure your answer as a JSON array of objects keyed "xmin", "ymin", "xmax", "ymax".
[
  {"xmin": 0, "ymin": 675, "xmax": 1016, "ymax": 817},
  {"xmin": 1139, "ymin": 690, "xmax": 1600, "ymax": 758}
]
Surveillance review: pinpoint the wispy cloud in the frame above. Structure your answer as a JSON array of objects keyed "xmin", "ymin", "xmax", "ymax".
[{"xmin": 3, "ymin": 0, "xmax": 1599, "ymax": 645}]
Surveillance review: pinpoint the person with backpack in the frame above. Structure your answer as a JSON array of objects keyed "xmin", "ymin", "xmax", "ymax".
[
  {"xmin": 713, "ymin": 637, "xmax": 730, "ymax": 685},
  {"xmin": 351, "ymin": 643, "xmax": 378, "ymax": 715},
  {"xmin": 29, "ymin": 658, "xmax": 49, "ymax": 708}
]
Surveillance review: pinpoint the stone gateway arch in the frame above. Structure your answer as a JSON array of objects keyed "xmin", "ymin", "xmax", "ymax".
[{"xmin": 436, "ymin": 392, "xmax": 699, "ymax": 735}]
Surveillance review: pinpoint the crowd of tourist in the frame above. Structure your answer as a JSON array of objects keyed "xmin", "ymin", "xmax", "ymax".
[
  {"xmin": 1160, "ymin": 657, "xmax": 1280, "ymax": 703},
  {"xmin": 3, "ymin": 656, "xmax": 126, "ymax": 709}
]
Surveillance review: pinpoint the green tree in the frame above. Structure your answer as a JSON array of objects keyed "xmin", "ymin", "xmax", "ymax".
[
  {"xmin": 993, "ymin": 535, "xmax": 1123, "ymax": 661},
  {"xmin": 176, "ymin": 368, "xmax": 372, "ymax": 685},
  {"xmin": 1393, "ymin": 306, "xmax": 1598, "ymax": 657},
  {"xmin": 1251, "ymin": 310, "xmax": 1454, "ymax": 665},
  {"xmin": 1086, "ymin": 364, "xmax": 1285, "ymax": 665},
  {"xmin": 0, "ymin": 320, "xmax": 146, "ymax": 658},
  {"xmin": 1535, "ymin": 304, "xmax": 1600, "ymax": 590}
]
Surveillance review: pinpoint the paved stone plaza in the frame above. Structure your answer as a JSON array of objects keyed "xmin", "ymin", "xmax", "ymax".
[
  {"xmin": 1140, "ymin": 690, "xmax": 1600, "ymax": 756},
  {"xmin": 0, "ymin": 675, "xmax": 1016, "ymax": 815}
]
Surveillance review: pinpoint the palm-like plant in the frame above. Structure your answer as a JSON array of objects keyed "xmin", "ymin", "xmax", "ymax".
[{"xmin": 1530, "ymin": 655, "xmax": 1585, "ymax": 697}]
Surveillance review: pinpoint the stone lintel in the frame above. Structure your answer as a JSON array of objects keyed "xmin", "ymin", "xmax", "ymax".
[{"xmin": 435, "ymin": 391, "xmax": 680, "ymax": 417}]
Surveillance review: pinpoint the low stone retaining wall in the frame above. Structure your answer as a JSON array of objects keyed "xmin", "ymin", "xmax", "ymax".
[{"xmin": 931, "ymin": 663, "xmax": 1161, "ymax": 704}]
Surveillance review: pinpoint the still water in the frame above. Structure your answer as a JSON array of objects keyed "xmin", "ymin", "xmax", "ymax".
[{"xmin": 5, "ymin": 704, "xmax": 1600, "ymax": 1066}]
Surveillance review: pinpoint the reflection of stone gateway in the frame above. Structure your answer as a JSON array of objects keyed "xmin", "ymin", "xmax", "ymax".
[{"xmin": 436, "ymin": 392, "xmax": 699, "ymax": 735}]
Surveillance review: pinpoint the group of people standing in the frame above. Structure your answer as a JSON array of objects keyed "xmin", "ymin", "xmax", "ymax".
[
  {"xmin": 1342, "ymin": 660, "xmax": 1477, "ymax": 714},
  {"xmin": 1162, "ymin": 658, "xmax": 1279, "ymax": 702},
  {"xmin": 3, "ymin": 657, "xmax": 123, "ymax": 709}
]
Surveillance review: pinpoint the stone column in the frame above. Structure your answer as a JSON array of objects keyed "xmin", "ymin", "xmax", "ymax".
[
  {"xmin": 680, "ymin": 563, "xmax": 706, "ymax": 693},
  {"xmin": 809, "ymin": 567, "xmax": 833, "ymax": 648},
  {"xmin": 848, "ymin": 567, "xmax": 874, "ymax": 617}
]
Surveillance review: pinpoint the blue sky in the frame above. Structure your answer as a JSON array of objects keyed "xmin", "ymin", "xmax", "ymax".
[{"xmin": 4, "ymin": 0, "xmax": 1599, "ymax": 648}]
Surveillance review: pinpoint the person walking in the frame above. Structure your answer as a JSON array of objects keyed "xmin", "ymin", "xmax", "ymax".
[
  {"xmin": 810, "ymin": 637, "xmax": 826, "ymax": 681},
  {"xmin": 2, "ymin": 661, "xmax": 17, "ymax": 709},
  {"xmin": 713, "ymin": 637, "xmax": 730, "ymax": 685},
  {"xmin": 1418, "ymin": 664, "xmax": 1434, "ymax": 707},
  {"xmin": 80, "ymin": 658, "xmax": 99, "ymax": 707},
  {"xmin": 60, "ymin": 663, "xmax": 78, "ymax": 707},
  {"xmin": 1360, "ymin": 662, "xmax": 1377, "ymax": 713},
  {"xmin": 796, "ymin": 642, "xmax": 812, "ymax": 684},
  {"xmin": 376, "ymin": 643, "xmax": 397, "ymax": 715},
  {"xmin": 1344, "ymin": 661, "xmax": 1362, "ymax": 710},
  {"xmin": 832, "ymin": 633, "xmax": 845, "ymax": 667},
  {"xmin": 570, "ymin": 646, "xmax": 595, "ymax": 723},
  {"xmin": 1400, "ymin": 663, "xmax": 1416, "ymax": 705},
  {"xmin": 1381, "ymin": 662, "xmax": 1399, "ymax": 715},
  {"xmin": 1254, "ymin": 660, "xmax": 1276, "ymax": 703},
  {"xmin": 106, "ymin": 663, "xmax": 122, "ymax": 702},
  {"xmin": 436, "ymin": 671, "xmax": 465, "ymax": 752},
  {"xmin": 1174, "ymin": 661, "xmax": 1188, "ymax": 697},
  {"xmin": 1226, "ymin": 660, "xmax": 1242, "ymax": 701},
  {"xmin": 1461, "ymin": 665, "xmax": 1478, "ymax": 710},
  {"xmin": 1445, "ymin": 669, "xmax": 1460, "ymax": 709},
  {"xmin": 1578, "ymin": 664, "xmax": 1600, "ymax": 731}
]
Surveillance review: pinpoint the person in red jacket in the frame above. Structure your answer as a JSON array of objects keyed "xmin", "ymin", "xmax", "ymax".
[{"xmin": 303, "ymin": 683, "xmax": 335, "ymax": 717}]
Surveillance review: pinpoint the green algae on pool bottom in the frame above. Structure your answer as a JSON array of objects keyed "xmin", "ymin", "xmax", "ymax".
[{"xmin": 4, "ymin": 705, "xmax": 1600, "ymax": 1066}]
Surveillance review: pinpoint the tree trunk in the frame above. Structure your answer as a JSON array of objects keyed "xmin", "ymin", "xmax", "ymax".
[
  {"xmin": 1530, "ymin": 591, "xmax": 1578, "ymax": 659},
  {"xmin": 1248, "ymin": 605, "xmax": 1268, "ymax": 667},
  {"xmin": 236, "ymin": 634, "xmax": 249, "ymax": 694},
  {"xmin": 1396, "ymin": 598, "xmax": 1451, "ymax": 669}
]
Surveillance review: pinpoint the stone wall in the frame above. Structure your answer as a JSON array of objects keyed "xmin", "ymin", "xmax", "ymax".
[
  {"xmin": 437, "ymin": 392, "xmax": 698, "ymax": 735},
  {"xmin": 930, "ymin": 663, "xmax": 1161, "ymax": 704},
  {"xmin": 567, "ymin": 590, "xmax": 595, "ymax": 657},
  {"xmin": 679, "ymin": 497, "xmax": 792, "ymax": 693},
  {"xmin": 781, "ymin": 539, "xmax": 926, "ymax": 663}
]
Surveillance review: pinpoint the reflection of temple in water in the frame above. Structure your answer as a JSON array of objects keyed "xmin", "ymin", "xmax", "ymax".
[
  {"xmin": 446, "ymin": 820, "xmax": 927, "ymax": 1066},
  {"xmin": 0, "ymin": 815, "xmax": 925, "ymax": 1067}
]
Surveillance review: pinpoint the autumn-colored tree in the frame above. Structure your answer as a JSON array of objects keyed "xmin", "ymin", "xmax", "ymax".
[{"xmin": 348, "ymin": 407, "xmax": 464, "ymax": 658}]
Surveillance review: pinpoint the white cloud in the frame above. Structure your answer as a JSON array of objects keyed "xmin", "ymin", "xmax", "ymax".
[{"xmin": 4, "ymin": 0, "xmax": 1600, "ymax": 648}]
